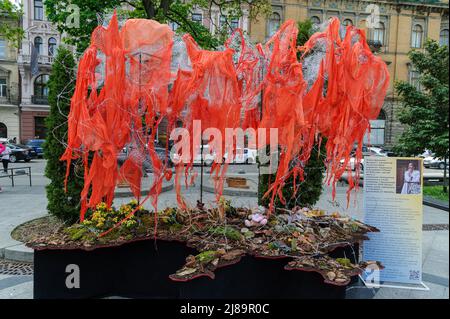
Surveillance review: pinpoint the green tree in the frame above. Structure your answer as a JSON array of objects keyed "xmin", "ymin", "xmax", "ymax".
[
  {"xmin": 44, "ymin": 0, "xmax": 270, "ymax": 53},
  {"xmin": 394, "ymin": 39, "xmax": 449, "ymax": 192},
  {"xmin": 0, "ymin": 0, "xmax": 24, "ymax": 46},
  {"xmin": 45, "ymin": 47, "xmax": 84, "ymax": 223},
  {"xmin": 296, "ymin": 18, "xmax": 313, "ymax": 50},
  {"xmin": 258, "ymin": 19, "xmax": 326, "ymax": 209},
  {"xmin": 258, "ymin": 146, "xmax": 326, "ymax": 209}
]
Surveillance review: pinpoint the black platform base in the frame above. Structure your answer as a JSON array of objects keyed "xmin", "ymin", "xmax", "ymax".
[{"xmin": 33, "ymin": 239, "xmax": 358, "ymax": 299}]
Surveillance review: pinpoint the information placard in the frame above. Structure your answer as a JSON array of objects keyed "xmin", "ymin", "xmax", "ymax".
[{"xmin": 362, "ymin": 157, "xmax": 423, "ymax": 285}]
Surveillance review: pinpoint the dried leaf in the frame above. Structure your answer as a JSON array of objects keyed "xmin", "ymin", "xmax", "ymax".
[
  {"xmin": 326, "ymin": 271, "xmax": 336, "ymax": 281},
  {"xmin": 176, "ymin": 267, "xmax": 197, "ymax": 277}
]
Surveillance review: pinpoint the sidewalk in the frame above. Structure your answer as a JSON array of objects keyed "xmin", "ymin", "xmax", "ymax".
[{"xmin": 0, "ymin": 161, "xmax": 448, "ymax": 299}]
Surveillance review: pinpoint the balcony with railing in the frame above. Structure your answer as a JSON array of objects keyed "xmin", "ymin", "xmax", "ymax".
[
  {"xmin": 18, "ymin": 54, "xmax": 55, "ymax": 65},
  {"xmin": 31, "ymin": 95, "xmax": 49, "ymax": 105},
  {"xmin": 367, "ymin": 40, "xmax": 383, "ymax": 53}
]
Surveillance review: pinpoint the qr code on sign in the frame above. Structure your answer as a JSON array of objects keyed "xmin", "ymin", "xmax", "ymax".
[{"xmin": 409, "ymin": 270, "xmax": 420, "ymax": 281}]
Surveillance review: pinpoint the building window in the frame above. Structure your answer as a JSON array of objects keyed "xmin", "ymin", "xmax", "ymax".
[
  {"xmin": 0, "ymin": 78, "xmax": 7, "ymax": 97},
  {"xmin": 440, "ymin": 29, "xmax": 449, "ymax": 46},
  {"xmin": 48, "ymin": 38, "xmax": 57, "ymax": 56},
  {"xmin": 343, "ymin": 19, "xmax": 353, "ymax": 26},
  {"xmin": 0, "ymin": 38, "xmax": 6, "ymax": 58},
  {"xmin": 411, "ymin": 24, "xmax": 423, "ymax": 48},
  {"xmin": 219, "ymin": 15, "xmax": 227, "ymax": 30},
  {"xmin": 34, "ymin": 0, "xmax": 44, "ymax": 21},
  {"xmin": 0, "ymin": 122, "xmax": 7, "ymax": 138},
  {"xmin": 364, "ymin": 110, "xmax": 386, "ymax": 146},
  {"xmin": 268, "ymin": 12, "xmax": 281, "ymax": 37},
  {"xmin": 219, "ymin": 16, "xmax": 239, "ymax": 32},
  {"xmin": 34, "ymin": 74, "xmax": 50, "ymax": 101},
  {"xmin": 311, "ymin": 16, "xmax": 321, "ymax": 27},
  {"xmin": 231, "ymin": 19, "xmax": 239, "ymax": 30},
  {"xmin": 373, "ymin": 22, "xmax": 385, "ymax": 46},
  {"xmin": 34, "ymin": 36, "xmax": 43, "ymax": 54},
  {"xmin": 192, "ymin": 13, "xmax": 202, "ymax": 24},
  {"xmin": 409, "ymin": 68, "xmax": 421, "ymax": 90},
  {"xmin": 169, "ymin": 21, "xmax": 179, "ymax": 31},
  {"xmin": 34, "ymin": 117, "xmax": 47, "ymax": 139}
]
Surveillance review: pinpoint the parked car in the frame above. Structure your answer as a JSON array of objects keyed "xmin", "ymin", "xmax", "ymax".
[
  {"xmin": 6, "ymin": 143, "xmax": 32, "ymax": 163},
  {"xmin": 341, "ymin": 146, "xmax": 388, "ymax": 171},
  {"xmin": 341, "ymin": 157, "xmax": 362, "ymax": 171},
  {"xmin": 192, "ymin": 145, "xmax": 216, "ymax": 166},
  {"xmin": 223, "ymin": 148, "xmax": 257, "ymax": 164},
  {"xmin": 362, "ymin": 146, "xmax": 389, "ymax": 157},
  {"xmin": 25, "ymin": 139, "xmax": 45, "ymax": 158},
  {"xmin": 423, "ymin": 156, "xmax": 449, "ymax": 169},
  {"xmin": 16, "ymin": 144, "xmax": 37, "ymax": 158},
  {"xmin": 117, "ymin": 145, "xmax": 172, "ymax": 172}
]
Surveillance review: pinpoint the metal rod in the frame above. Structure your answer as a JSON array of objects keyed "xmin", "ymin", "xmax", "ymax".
[
  {"xmin": 257, "ymin": 57, "xmax": 264, "ymax": 204},
  {"xmin": 200, "ymin": 139, "xmax": 204, "ymax": 203}
]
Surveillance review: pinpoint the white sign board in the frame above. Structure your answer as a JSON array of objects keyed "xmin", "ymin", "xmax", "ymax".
[{"xmin": 362, "ymin": 157, "xmax": 424, "ymax": 287}]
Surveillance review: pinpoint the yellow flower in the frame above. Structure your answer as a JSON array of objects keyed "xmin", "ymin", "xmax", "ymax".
[{"xmin": 96, "ymin": 202, "xmax": 107, "ymax": 210}]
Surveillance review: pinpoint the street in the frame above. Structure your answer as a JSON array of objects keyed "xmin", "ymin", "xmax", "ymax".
[{"xmin": 0, "ymin": 158, "xmax": 448, "ymax": 299}]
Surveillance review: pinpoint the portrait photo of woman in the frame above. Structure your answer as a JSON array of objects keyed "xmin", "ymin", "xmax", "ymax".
[{"xmin": 396, "ymin": 160, "xmax": 422, "ymax": 195}]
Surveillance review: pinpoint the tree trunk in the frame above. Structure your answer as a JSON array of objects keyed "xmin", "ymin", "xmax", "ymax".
[
  {"xmin": 160, "ymin": 0, "xmax": 171, "ymax": 15},
  {"xmin": 142, "ymin": 0, "xmax": 155, "ymax": 18}
]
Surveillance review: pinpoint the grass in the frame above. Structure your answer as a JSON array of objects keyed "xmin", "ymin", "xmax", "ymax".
[{"xmin": 423, "ymin": 186, "xmax": 449, "ymax": 202}]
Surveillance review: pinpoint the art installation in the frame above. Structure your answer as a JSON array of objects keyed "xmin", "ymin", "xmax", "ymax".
[
  {"xmin": 27, "ymin": 13, "xmax": 390, "ymax": 290},
  {"xmin": 61, "ymin": 12, "xmax": 389, "ymax": 225}
]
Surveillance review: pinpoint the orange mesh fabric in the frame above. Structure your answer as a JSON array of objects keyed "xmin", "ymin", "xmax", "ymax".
[
  {"xmin": 62, "ymin": 13, "xmax": 174, "ymax": 221},
  {"xmin": 299, "ymin": 18, "xmax": 389, "ymax": 203},
  {"xmin": 62, "ymin": 14, "xmax": 389, "ymax": 223}
]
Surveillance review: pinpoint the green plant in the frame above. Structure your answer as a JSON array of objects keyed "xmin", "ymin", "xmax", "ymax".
[
  {"xmin": 336, "ymin": 258, "xmax": 352, "ymax": 268},
  {"xmin": 0, "ymin": 0, "xmax": 24, "ymax": 46},
  {"xmin": 258, "ymin": 142, "xmax": 326, "ymax": 209},
  {"xmin": 423, "ymin": 186, "xmax": 449, "ymax": 202},
  {"xmin": 45, "ymin": 47, "xmax": 83, "ymax": 224},
  {"xmin": 160, "ymin": 207, "xmax": 180, "ymax": 225},
  {"xmin": 208, "ymin": 226, "xmax": 242, "ymax": 241},
  {"xmin": 218, "ymin": 196, "xmax": 236, "ymax": 216},
  {"xmin": 195, "ymin": 250, "xmax": 217, "ymax": 264}
]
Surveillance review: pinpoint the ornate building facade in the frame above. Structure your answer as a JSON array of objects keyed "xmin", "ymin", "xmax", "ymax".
[
  {"xmin": 17, "ymin": 0, "xmax": 60, "ymax": 142},
  {"xmin": 248, "ymin": 0, "xmax": 449, "ymax": 147},
  {"xmin": 0, "ymin": 12, "xmax": 20, "ymax": 140}
]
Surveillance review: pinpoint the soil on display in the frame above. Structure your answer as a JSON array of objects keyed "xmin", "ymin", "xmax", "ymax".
[{"xmin": 24, "ymin": 200, "xmax": 383, "ymax": 286}]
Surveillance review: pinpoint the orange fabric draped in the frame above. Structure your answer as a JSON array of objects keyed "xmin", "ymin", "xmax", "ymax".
[{"xmin": 62, "ymin": 13, "xmax": 389, "ymax": 222}]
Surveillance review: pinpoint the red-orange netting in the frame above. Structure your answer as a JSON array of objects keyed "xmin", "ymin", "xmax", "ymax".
[{"xmin": 61, "ymin": 12, "xmax": 389, "ymax": 229}]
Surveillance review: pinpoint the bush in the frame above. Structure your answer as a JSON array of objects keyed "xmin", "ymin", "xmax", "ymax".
[
  {"xmin": 44, "ymin": 47, "xmax": 83, "ymax": 224},
  {"xmin": 258, "ymin": 142, "xmax": 326, "ymax": 209}
]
